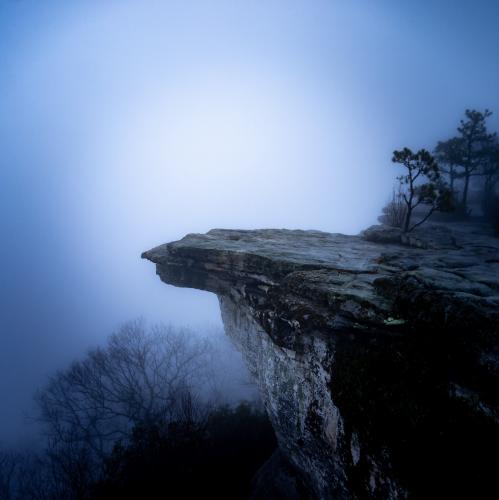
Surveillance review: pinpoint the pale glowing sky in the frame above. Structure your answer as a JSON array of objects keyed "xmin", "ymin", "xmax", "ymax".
[{"xmin": 1, "ymin": 0, "xmax": 498, "ymax": 444}]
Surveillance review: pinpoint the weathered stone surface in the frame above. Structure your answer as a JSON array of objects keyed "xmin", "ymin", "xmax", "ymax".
[{"xmin": 143, "ymin": 223, "xmax": 499, "ymax": 499}]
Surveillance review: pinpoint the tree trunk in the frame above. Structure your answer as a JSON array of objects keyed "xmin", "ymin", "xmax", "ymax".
[
  {"xmin": 403, "ymin": 206, "xmax": 412, "ymax": 233},
  {"xmin": 462, "ymin": 169, "xmax": 470, "ymax": 211}
]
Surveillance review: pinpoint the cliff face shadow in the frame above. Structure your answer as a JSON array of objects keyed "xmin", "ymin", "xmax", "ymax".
[
  {"xmin": 332, "ymin": 326, "xmax": 498, "ymax": 499},
  {"xmin": 143, "ymin": 221, "xmax": 499, "ymax": 499}
]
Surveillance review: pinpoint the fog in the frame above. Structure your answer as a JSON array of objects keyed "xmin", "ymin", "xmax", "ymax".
[{"xmin": 1, "ymin": 0, "xmax": 499, "ymax": 445}]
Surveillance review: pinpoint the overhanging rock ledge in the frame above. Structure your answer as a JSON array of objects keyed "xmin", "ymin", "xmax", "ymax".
[{"xmin": 142, "ymin": 224, "xmax": 499, "ymax": 499}]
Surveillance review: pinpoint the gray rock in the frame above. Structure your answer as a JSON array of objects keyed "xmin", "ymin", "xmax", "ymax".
[
  {"xmin": 249, "ymin": 450, "xmax": 309, "ymax": 500},
  {"xmin": 142, "ymin": 222, "xmax": 499, "ymax": 499}
]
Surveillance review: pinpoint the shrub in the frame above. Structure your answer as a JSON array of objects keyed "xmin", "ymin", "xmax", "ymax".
[
  {"xmin": 378, "ymin": 190, "xmax": 407, "ymax": 228},
  {"xmin": 91, "ymin": 402, "xmax": 277, "ymax": 500}
]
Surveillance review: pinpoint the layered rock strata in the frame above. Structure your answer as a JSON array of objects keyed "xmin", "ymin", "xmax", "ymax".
[{"xmin": 143, "ymin": 223, "xmax": 499, "ymax": 499}]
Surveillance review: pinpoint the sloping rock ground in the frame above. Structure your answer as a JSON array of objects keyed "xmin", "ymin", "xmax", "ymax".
[{"xmin": 143, "ymin": 223, "xmax": 499, "ymax": 499}]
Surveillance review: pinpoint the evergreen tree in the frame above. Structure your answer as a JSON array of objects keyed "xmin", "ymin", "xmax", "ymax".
[
  {"xmin": 392, "ymin": 148, "xmax": 452, "ymax": 232},
  {"xmin": 436, "ymin": 110, "xmax": 496, "ymax": 213}
]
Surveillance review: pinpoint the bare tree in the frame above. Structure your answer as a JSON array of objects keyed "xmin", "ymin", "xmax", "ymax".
[
  {"xmin": 35, "ymin": 320, "xmax": 213, "ymax": 461},
  {"xmin": 0, "ymin": 449, "xmax": 54, "ymax": 500},
  {"xmin": 5, "ymin": 322, "xmax": 258, "ymax": 499},
  {"xmin": 0, "ymin": 449, "xmax": 18, "ymax": 500},
  {"xmin": 379, "ymin": 188, "xmax": 408, "ymax": 228}
]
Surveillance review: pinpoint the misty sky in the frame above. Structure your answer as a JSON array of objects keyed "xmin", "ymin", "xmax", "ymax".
[{"xmin": 1, "ymin": 0, "xmax": 499, "ymax": 445}]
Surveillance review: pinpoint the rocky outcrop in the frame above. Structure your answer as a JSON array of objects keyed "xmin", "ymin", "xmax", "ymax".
[{"xmin": 142, "ymin": 223, "xmax": 499, "ymax": 499}]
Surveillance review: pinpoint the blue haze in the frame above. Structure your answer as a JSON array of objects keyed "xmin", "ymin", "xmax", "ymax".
[{"xmin": 1, "ymin": 0, "xmax": 498, "ymax": 444}]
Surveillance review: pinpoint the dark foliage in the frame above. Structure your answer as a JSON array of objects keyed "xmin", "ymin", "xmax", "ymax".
[
  {"xmin": 484, "ymin": 194, "xmax": 499, "ymax": 236},
  {"xmin": 332, "ymin": 328, "xmax": 498, "ymax": 499},
  {"xmin": 456, "ymin": 109, "xmax": 496, "ymax": 211},
  {"xmin": 391, "ymin": 148, "xmax": 452, "ymax": 232},
  {"xmin": 90, "ymin": 402, "xmax": 277, "ymax": 500},
  {"xmin": 435, "ymin": 109, "xmax": 497, "ymax": 216},
  {"xmin": 481, "ymin": 140, "xmax": 499, "ymax": 221},
  {"xmin": 434, "ymin": 137, "xmax": 464, "ymax": 194}
]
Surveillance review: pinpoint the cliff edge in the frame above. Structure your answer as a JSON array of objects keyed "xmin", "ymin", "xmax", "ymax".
[{"xmin": 143, "ymin": 223, "xmax": 499, "ymax": 499}]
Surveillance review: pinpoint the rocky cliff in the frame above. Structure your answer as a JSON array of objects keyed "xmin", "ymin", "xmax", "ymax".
[{"xmin": 142, "ymin": 223, "xmax": 499, "ymax": 499}]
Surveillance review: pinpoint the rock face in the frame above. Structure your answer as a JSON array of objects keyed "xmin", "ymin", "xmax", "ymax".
[{"xmin": 142, "ymin": 223, "xmax": 499, "ymax": 499}]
